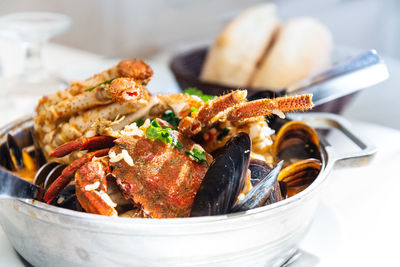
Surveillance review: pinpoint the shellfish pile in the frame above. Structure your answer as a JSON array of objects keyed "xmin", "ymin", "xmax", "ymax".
[{"xmin": 0, "ymin": 59, "xmax": 322, "ymax": 218}]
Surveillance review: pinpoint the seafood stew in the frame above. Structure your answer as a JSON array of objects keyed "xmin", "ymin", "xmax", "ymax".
[{"xmin": 1, "ymin": 59, "xmax": 322, "ymax": 218}]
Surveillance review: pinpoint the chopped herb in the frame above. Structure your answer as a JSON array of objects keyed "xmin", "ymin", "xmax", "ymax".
[
  {"xmin": 176, "ymin": 141, "xmax": 184, "ymax": 150},
  {"xmin": 185, "ymin": 148, "xmax": 208, "ymax": 165},
  {"xmin": 134, "ymin": 117, "xmax": 145, "ymax": 127},
  {"xmin": 183, "ymin": 87, "xmax": 216, "ymax": 102},
  {"xmin": 161, "ymin": 110, "xmax": 180, "ymax": 129},
  {"xmin": 145, "ymin": 119, "xmax": 182, "ymax": 150},
  {"xmin": 85, "ymin": 78, "xmax": 116, "ymax": 92},
  {"xmin": 217, "ymin": 128, "xmax": 230, "ymax": 141},
  {"xmin": 188, "ymin": 107, "xmax": 199, "ymax": 116}
]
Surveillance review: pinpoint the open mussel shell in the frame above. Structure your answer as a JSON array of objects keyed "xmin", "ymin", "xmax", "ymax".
[
  {"xmin": 43, "ymin": 164, "xmax": 67, "ymax": 191},
  {"xmin": 33, "ymin": 162, "xmax": 60, "ymax": 187},
  {"xmin": 33, "ymin": 162, "xmax": 83, "ymax": 211},
  {"xmin": 247, "ymin": 158, "xmax": 283, "ymax": 205},
  {"xmin": 265, "ymin": 180, "xmax": 283, "ymax": 205},
  {"xmin": 6, "ymin": 134, "xmax": 24, "ymax": 170},
  {"xmin": 30, "ymin": 130, "xmax": 47, "ymax": 168},
  {"xmin": 191, "ymin": 132, "xmax": 251, "ymax": 217},
  {"xmin": 273, "ymin": 121, "xmax": 320, "ymax": 161},
  {"xmin": 1, "ymin": 130, "xmax": 46, "ymax": 179},
  {"xmin": 232, "ymin": 161, "xmax": 283, "ymax": 212},
  {"xmin": 249, "ymin": 158, "xmax": 272, "ymax": 186},
  {"xmin": 278, "ymin": 158, "xmax": 322, "ymax": 197}
]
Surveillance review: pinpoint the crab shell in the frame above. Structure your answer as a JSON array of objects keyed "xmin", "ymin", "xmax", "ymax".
[{"xmin": 109, "ymin": 134, "xmax": 213, "ymax": 218}]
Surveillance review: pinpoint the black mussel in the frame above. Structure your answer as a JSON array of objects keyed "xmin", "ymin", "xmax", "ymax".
[
  {"xmin": 231, "ymin": 161, "xmax": 283, "ymax": 212},
  {"xmin": 43, "ymin": 164, "xmax": 67, "ymax": 190},
  {"xmin": 191, "ymin": 132, "xmax": 251, "ymax": 217},
  {"xmin": 52, "ymin": 184, "xmax": 83, "ymax": 211},
  {"xmin": 265, "ymin": 180, "xmax": 283, "ymax": 205},
  {"xmin": 30, "ymin": 130, "xmax": 46, "ymax": 168},
  {"xmin": 279, "ymin": 181, "xmax": 288, "ymax": 199},
  {"xmin": 0, "ymin": 141, "xmax": 13, "ymax": 171},
  {"xmin": 33, "ymin": 162, "xmax": 60, "ymax": 187},
  {"xmin": 2, "ymin": 131, "xmax": 44, "ymax": 180},
  {"xmin": 278, "ymin": 158, "xmax": 321, "ymax": 197},
  {"xmin": 6, "ymin": 134, "xmax": 24, "ymax": 170},
  {"xmin": 249, "ymin": 158, "xmax": 273, "ymax": 186},
  {"xmin": 273, "ymin": 121, "xmax": 320, "ymax": 161},
  {"xmin": 248, "ymin": 90, "xmax": 284, "ymax": 101}
]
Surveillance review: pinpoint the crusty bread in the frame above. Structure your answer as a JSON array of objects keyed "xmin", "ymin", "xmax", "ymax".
[
  {"xmin": 250, "ymin": 17, "xmax": 333, "ymax": 91},
  {"xmin": 200, "ymin": 3, "xmax": 279, "ymax": 87}
]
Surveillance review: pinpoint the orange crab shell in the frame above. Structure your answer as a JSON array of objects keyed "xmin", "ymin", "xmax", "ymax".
[{"xmin": 109, "ymin": 134, "xmax": 213, "ymax": 218}]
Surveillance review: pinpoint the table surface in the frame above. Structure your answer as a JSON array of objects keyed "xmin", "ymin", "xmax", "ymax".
[{"xmin": 0, "ymin": 42, "xmax": 399, "ymax": 267}]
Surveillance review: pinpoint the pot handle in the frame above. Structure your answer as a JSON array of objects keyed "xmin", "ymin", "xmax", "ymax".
[{"xmin": 288, "ymin": 113, "xmax": 377, "ymax": 167}]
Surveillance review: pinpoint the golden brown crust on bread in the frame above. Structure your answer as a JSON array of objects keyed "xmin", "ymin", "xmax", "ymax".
[
  {"xmin": 200, "ymin": 3, "xmax": 279, "ymax": 87},
  {"xmin": 250, "ymin": 17, "xmax": 333, "ymax": 91}
]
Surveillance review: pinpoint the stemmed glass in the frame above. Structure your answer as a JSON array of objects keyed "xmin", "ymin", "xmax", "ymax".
[{"xmin": 0, "ymin": 12, "xmax": 72, "ymax": 106}]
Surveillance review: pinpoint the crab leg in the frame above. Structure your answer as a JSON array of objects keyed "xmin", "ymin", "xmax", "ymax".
[
  {"xmin": 197, "ymin": 90, "xmax": 247, "ymax": 124},
  {"xmin": 43, "ymin": 148, "xmax": 110, "ymax": 204},
  {"xmin": 50, "ymin": 136, "xmax": 115, "ymax": 158},
  {"xmin": 227, "ymin": 94, "xmax": 313, "ymax": 121},
  {"xmin": 40, "ymin": 78, "xmax": 149, "ymax": 122},
  {"xmin": 54, "ymin": 100, "xmax": 149, "ymax": 144},
  {"xmin": 75, "ymin": 161, "xmax": 118, "ymax": 217},
  {"xmin": 179, "ymin": 90, "xmax": 247, "ymax": 136},
  {"xmin": 36, "ymin": 59, "xmax": 153, "ymax": 117}
]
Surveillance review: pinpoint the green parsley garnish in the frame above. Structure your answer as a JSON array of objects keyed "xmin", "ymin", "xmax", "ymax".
[
  {"xmin": 145, "ymin": 119, "xmax": 183, "ymax": 150},
  {"xmin": 188, "ymin": 107, "xmax": 199, "ymax": 117},
  {"xmin": 185, "ymin": 148, "xmax": 208, "ymax": 165},
  {"xmin": 85, "ymin": 78, "xmax": 116, "ymax": 92},
  {"xmin": 183, "ymin": 87, "xmax": 216, "ymax": 102},
  {"xmin": 134, "ymin": 117, "xmax": 145, "ymax": 127},
  {"xmin": 161, "ymin": 110, "xmax": 180, "ymax": 129},
  {"xmin": 176, "ymin": 140, "xmax": 184, "ymax": 150},
  {"xmin": 217, "ymin": 128, "xmax": 230, "ymax": 141}
]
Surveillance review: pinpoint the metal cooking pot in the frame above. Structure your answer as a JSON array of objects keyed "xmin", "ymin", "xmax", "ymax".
[{"xmin": 0, "ymin": 113, "xmax": 376, "ymax": 267}]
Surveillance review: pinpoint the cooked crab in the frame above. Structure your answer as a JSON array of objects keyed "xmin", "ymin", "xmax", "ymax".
[
  {"xmin": 34, "ymin": 59, "xmax": 156, "ymax": 163},
  {"xmin": 40, "ymin": 85, "xmax": 313, "ymax": 218},
  {"xmin": 43, "ymin": 119, "xmax": 212, "ymax": 218}
]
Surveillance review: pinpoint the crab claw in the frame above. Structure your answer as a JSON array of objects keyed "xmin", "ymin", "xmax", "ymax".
[
  {"xmin": 75, "ymin": 161, "xmax": 118, "ymax": 217},
  {"xmin": 43, "ymin": 149, "xmax": 110, "ymax": 204},
  {"xmin": 50, "ymin": 136, "xmax": 115, "ymax": 158}
]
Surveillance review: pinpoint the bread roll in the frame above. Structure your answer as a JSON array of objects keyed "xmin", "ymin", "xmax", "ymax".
[
  {"xmin": 200, "ymin": 4, "xmax": 279, "ymax": 87},
  {"xmin": 250, "ymin": 17, "xmax": 333, "ymax": 91}
]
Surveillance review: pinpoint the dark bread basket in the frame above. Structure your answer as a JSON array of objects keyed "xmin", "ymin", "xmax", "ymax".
[{"xmin": 169, "ymin": 47, "xmax": 358, "ymax": 114}]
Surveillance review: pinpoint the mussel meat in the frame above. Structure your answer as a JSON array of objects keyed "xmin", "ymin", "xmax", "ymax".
[
  {"xmin": 278, "ymin": 158, "xmax": 322, "ymax": 197},
  {"xmin": 1, "ymin": 131, "xmax": 44, "ymax": 182}
]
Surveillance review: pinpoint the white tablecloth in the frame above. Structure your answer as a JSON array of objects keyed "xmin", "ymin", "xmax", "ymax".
[{"xmin": 0, "ymin": 42, "xmax": 399, "ymax": 266}]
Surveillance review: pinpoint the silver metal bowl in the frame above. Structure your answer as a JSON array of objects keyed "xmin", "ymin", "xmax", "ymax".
[{"xmin": 0, "ymin": 113, "xmax": 375, "ymax": 267}]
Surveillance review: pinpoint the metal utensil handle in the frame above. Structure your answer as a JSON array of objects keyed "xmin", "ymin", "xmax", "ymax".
[
  {"xmin": 289, "ymin": 113, "xmax": 377, "ymax": 167},
  {"xmin": 286, "ymin": 50, "xmax": 389, "ymax": 106}
]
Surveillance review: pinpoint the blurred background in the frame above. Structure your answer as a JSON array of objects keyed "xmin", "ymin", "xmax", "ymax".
[
  {"xmin": 0, "ymin": 0, "xmax": 399, "ymax": 128},
  {"xmin": 1, "ymin": 0, "xmax": 399, "ymax": 59}
]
